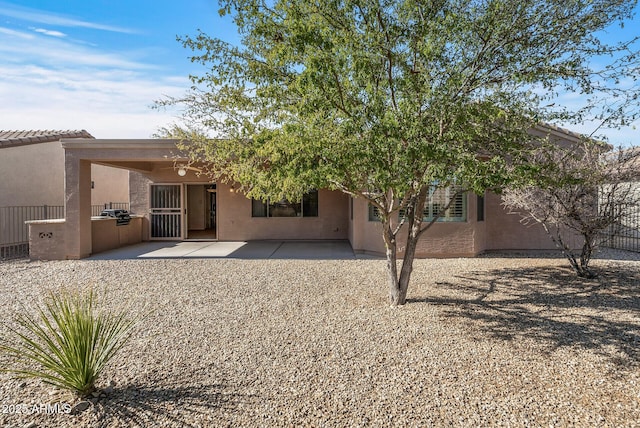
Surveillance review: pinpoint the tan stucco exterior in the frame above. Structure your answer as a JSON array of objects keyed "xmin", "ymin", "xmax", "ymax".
[
  {"xmin": 218, "ymin": 188, "xmax": 348, "ymax": 241},
  {"xmin": 348, "ymin": 191, "xmax": 557, "ymax": 258},
  {"xmin": 90, "ymin": 165, "xmax": 129, "ymax": 205},
  {"xmin": 28, "ymin": 133, "xmax": 582, "ymax": 260},
  {"xmin": 0, "ymin": 140, "xmax": 128, "ymax": 207}
]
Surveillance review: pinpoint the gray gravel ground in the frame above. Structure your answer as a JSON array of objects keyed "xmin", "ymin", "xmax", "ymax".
[{"xmin": 0, "ymin": 251, "xmax": 639, "ymax": 427}]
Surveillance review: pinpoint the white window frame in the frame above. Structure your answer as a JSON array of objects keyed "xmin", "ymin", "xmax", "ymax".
[{"xmin": 368, "ymin": 186, "xmax": 467, "ymax": 223}]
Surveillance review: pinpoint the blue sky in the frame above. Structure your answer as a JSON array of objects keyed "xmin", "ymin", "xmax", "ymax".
[
  {"xmin": 0, "ymin": 0, "xmax": 237, "ymax": 138},
  {"xmin": 0, "ymin": 0, "xmax": 638, "ymax": 144}
]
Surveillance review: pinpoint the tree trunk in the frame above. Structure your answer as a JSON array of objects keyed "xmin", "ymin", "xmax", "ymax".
[
  {"xmin": 382, "ymin": 220, "xmax": 401, "ymax": 306},
  {"xmin": 577, "ymin": 236, "xmax": 597, "ymax": 278},
  {"xmin": 395, "ymin": 206, "xmax": 424, "ymax": 305},
  {"xmin": 382, "ymin": 223, "xmax": 417, "ymax": 307},
  {"xmin": 544, "ymin": 224, "xmax": 598, "ymax": 279},
  {"xmin": 395, "ymin": 230, "xmax": 420, "ymax": 305},
  {"xmin": 386, "ymin": 186, "xmax": 429, "ymax": 306}
]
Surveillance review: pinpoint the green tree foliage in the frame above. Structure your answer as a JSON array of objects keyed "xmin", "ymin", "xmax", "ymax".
[{"xmin": 159, "ymin": 0, "xmax": 639, "ymax": 305}]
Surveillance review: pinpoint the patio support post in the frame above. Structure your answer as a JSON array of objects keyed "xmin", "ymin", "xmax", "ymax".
[{"xmin": 64, "ymin": 153, "xmax": 92, "ymax": 259}]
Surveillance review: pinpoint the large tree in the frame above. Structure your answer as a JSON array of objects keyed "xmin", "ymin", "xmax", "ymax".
[{"xmin": 159, "ymin": 0, "xmax": 639, "ymax": 305}]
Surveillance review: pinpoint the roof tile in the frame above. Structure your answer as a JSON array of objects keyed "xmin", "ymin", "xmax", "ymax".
[{"xmin": 0, "ymin": 130, "xmax": 94, "ymax": 148}]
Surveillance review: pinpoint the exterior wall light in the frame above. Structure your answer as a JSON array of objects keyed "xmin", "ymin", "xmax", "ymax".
[{"xmin": 177, "ymin": 167, "xmax": 187, "ymax": 177}]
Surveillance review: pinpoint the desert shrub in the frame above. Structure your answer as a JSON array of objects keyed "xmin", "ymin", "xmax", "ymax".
[{"xmin": 0, "ymin": 288, "xmax": 137, "ymax": 397}]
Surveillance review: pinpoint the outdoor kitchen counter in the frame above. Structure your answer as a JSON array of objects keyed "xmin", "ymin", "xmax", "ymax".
[{"xmin": 27, "ymin": 215, "xmax": 144, "ymax": 260}]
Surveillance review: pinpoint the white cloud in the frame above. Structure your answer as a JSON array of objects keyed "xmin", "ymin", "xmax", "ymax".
[
  {"xmin": 0, "ymin": 29, "xmax": 155, "ymax": 69},
  {"xmin": 33, "ymin": 27, "xmax": 66, "ymax": 38},
  {"xmin": 0, "ymin": 2, "xmax": 136, "ymax": 34},
  {"xmin": 0, "ymin": 63, "xmax": 188, "ymax": 138},
  {"xmin": 0, "ymin": 3, "xmax": 198, "ymax": 138},
  {"xmin": 0, "ymin": 25, "xmax": 33, "ymax": 39}
]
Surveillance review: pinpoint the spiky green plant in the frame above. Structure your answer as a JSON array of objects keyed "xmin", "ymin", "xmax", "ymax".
[{"xmin": 0, "ymin": 289, "xmax": 137, "ymax": 397}]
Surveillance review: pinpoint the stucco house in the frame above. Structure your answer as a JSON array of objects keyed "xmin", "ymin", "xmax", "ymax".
[
  {"xmin": 0, "ymin": 130, "xmax": 129, "ymax": 208},
  {"xmin": 26, "ymin": 124, "xmax": 587, "ymax": 260},
  {"xmin": 0, "ymin": 130, "xmax": 130, "ymax": 257}
]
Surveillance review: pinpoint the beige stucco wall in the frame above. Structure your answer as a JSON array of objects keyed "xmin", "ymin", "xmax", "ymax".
[
  {"xmin": 90, "ymin": 165, "xmax": 129, "ymax": 205},
  {"xmin": 27, "ymin": 219, "xmax": 66, "ymax": 260},
  {"xmin": 0, "ymin": 141, "xmax": 65, "ymax": 206},
  {"xmin": 484, "ymin": 192, "xmax": 558, "ymax": 251},
  {"xmin": 28, "ymin": 216, "xmax": 143, "ymax": 260},
  {"xmin": 217, "ymin": 187, "xmax": 349, "ymax": 241},
  {"xmin": 91, "ymin": 216, "xmax": 143, "ymax": 254},
  {"xmin": 349, "ymin": 191, "xmax": 572, "ymax": 257},
  {"xmin": 0, "ymin": 141, "xmax": 129, "ymax": 207}
]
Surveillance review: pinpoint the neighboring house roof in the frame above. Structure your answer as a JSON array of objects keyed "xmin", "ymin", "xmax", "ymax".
[
  {"xmin": 0, "ymin": 130, "xmax": 94, "ymax": 149},
  {"xmin": 536, "ymin": 122, "xmax": 586, "ymax": 141}
]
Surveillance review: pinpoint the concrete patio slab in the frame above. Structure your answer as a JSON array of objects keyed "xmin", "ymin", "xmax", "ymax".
[
  {"xmin": 274, "ymin": 241, "xmax": 357, "ymax": 259},
  {"xmin": 86, "ymin": 240, "xmax": 357, "ymax": 260}
]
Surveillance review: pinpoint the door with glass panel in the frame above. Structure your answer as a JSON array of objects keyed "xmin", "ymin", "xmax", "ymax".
[{"xmin": 150, "ymin": 184, "xmax": 182, "ymax": 239}]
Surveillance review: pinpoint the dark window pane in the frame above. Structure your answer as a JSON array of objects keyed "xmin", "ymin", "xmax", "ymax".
[
  {"xmin": 269, "ymin": 199, "xmax": 301, "ymax": 217},
  {"xmin": 477, "ymin": 195, "xmax": 485, "ymax": 222},
  {"xmin": 251, "ymin": 198, "xmax": 267, "ymax": 217},
  {"xmin": 303, "ymin": 190, "xmax": 318, "ymax": 217},
  {"xmin": 368, "ymin": 204, "xmax": 381, "ymax": 221}
]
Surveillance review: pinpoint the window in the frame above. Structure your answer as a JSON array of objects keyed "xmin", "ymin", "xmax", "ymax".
[
  {"xmin": 303, "ymin": 191, "xmax": 319, "ymax": 217},
  {"xmin": 423, "ymin": 186, "xmax": 466, "ymax": 222},
  {"xmin": 368, "ymin": 204, "xmax": 381, "ymax": 221},
  {"xmin": 368, "ymin": 185, "xmax": 467, "ymax": 222},
  {"xmin": 477, "ymin": 194, "xmax": 485, "ymax": 222},
  {"xmin": 251, "ymin": 198, "xmax": 268, "ymax": 217},
  {"xmin": 269, "ymin": 199, "xmax": 301, "ymax": 217},
  {"xmin": 252, "ymin": 190, "xmax": 318, "ymax": 217}
]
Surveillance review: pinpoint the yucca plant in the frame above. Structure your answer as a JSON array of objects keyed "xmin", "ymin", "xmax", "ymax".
[{"xmin": 0, "ymin": 288, "xmax": 137, "ymax": 397}]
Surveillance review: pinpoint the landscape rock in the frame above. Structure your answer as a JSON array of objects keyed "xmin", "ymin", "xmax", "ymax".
[
  {"xmin": 0, "ymin": 253, "xmax": 638, "ymax": 426},
  {"xmin": 70, "ymin": 401, "xmax": 91, "ymax": 415}
]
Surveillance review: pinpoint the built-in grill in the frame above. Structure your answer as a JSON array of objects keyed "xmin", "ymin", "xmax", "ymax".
[{"xmin": 100, "ymin": 209, "xmax": 131, "ymax": 226}]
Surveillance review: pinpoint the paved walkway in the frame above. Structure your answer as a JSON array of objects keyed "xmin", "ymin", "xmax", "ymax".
[{"xmin": 87, "ymin": 240, "xmax": 359, "ymax": 260}]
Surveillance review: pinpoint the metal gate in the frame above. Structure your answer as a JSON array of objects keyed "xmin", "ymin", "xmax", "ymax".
[
  {"xmin": 150, "ymin": 184, "xmax": 182, "ymax": 239},
  {"xmin": 602, "ymin": 204, "xmax": 640, "ymax": 253}
]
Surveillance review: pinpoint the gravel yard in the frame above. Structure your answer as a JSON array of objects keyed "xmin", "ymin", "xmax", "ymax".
[{"xmin": 0, "ymin": 253, "xmax": 639, "ymax": 427}]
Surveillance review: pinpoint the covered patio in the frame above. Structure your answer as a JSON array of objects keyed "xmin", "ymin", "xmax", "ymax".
[
  {"xmin": 28, "ymin": 139, "xmax": 198, "ymax": 260},
  {"xmin": 27, "ymin": 138, "xmax": 351, "ymax": 260}
]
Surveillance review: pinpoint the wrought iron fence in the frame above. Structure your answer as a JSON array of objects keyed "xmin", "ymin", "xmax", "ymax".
[
  {"xmin": 601, "ymin": 204, "xmax": 640, "ymax": 253},
  {"xmin": 0, "ymin": 205, "xmax": 63, "ymax": 259},
  {"xmin": 0, "ymin": 202, "xmax": 129, "ymax": 260}
]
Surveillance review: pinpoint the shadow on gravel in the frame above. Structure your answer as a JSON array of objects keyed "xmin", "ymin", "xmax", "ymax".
[
  {"xmin": 91, "ymin": 369, "xmax": 256, "ymax": 427},
  {"xmin": 409, "ymin": 264, "xmax": 640, "ymax": 367}
]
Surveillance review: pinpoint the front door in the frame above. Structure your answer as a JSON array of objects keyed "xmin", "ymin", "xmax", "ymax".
[{"xmin": 150, "ymin": 184, "xmax": 182, "ymax": 239}]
